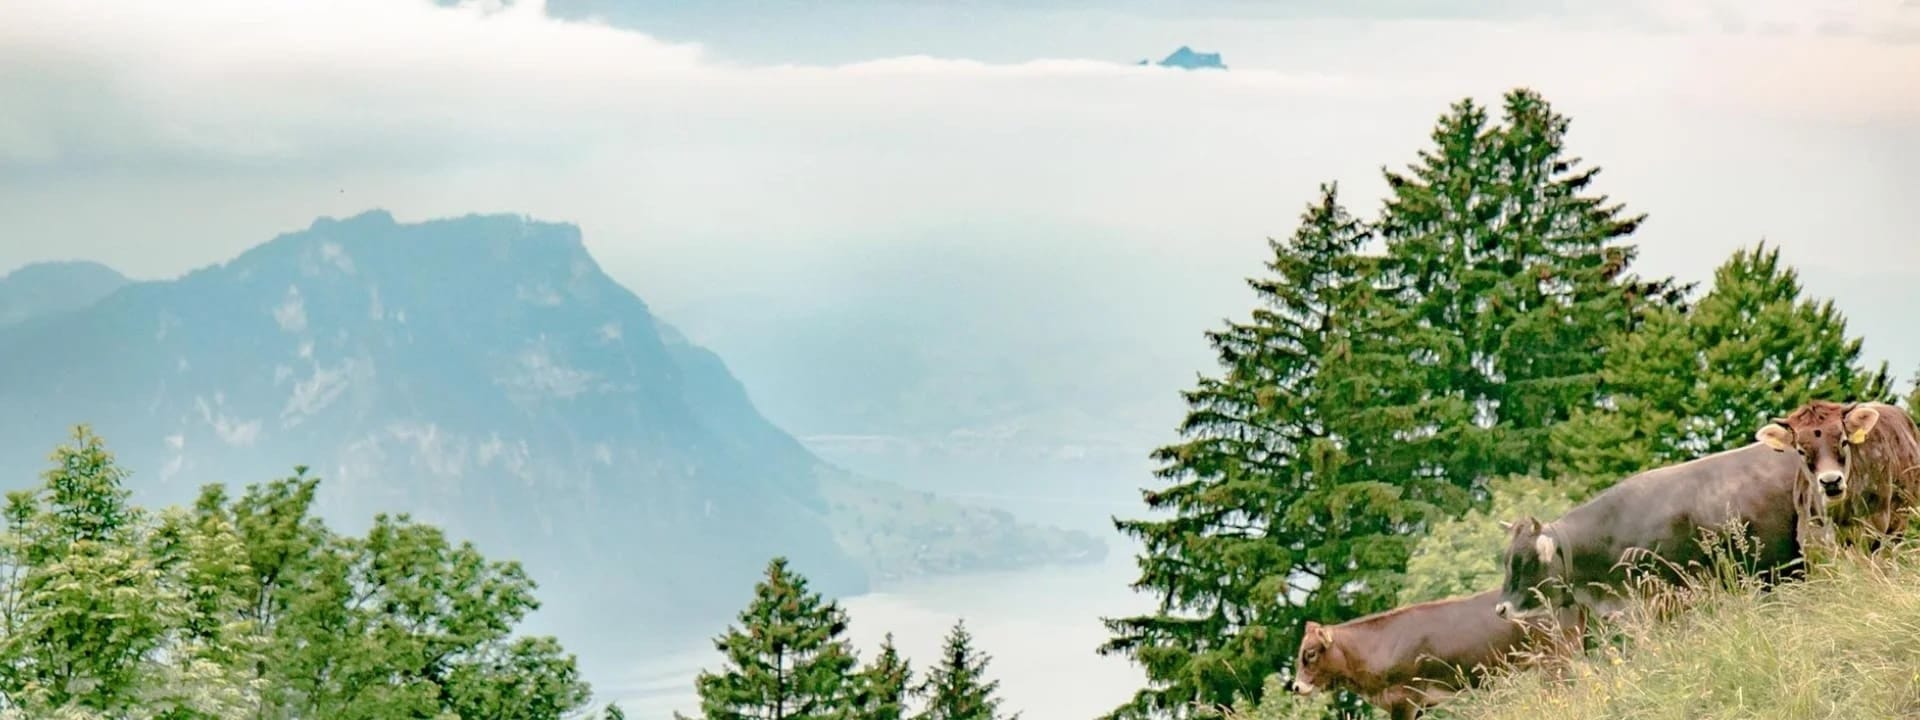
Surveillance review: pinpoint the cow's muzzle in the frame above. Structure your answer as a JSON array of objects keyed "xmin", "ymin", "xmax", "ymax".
[
  {"xmin": 1290, "ymin": 678, "xmax": 1314, "ymax": 695},
  {"xmin": 1817, "ymin": 471, "xmax": 1845, "ymax": 498},
  {"xmin": 1493, "ymin": 601, "xmax": 1511, "ymax": 618}
]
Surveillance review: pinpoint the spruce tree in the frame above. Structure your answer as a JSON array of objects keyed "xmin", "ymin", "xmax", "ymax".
[
  {"xmin": 851, "ymin": 633, "xmax": 915, "ymax": 720},
  {"xmin": 1550, "ymin": 241, "xmax": 1893, "ymax": 488},
  {"xmin": 914, "ymin": 620, "xmax": 1014, "ymax": 720},
  {"xmin": 1106, "ymin": 89, "xmax": 1679, "ymax": 718},
  {"xmin": 679, "ymin": 557, "xmax": 859, "ymax": 720},
  {"xmin": 1102, "ymin": 183, "xmax": 1372, "ymax": 718},
  {"xmin": 1355, "ymin": 88, "xmax": 1658, "ymax": 502}
]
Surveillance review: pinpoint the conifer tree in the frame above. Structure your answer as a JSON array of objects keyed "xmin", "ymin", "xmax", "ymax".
[
  {"xmin": 1106, "ymin": 88, "xmax": 1680, "ymax": 718},
  {"xmin": 1354, "ymin": 88, "xmax": 1658, "ymax": 503},
  {"xmin": 1101, "ymin": 183, "xmax": 1372, "ymax": 718},
  {"xmin": 1550, "ymin": 241, "xmax": 1893, "ymax": 488},
  {"xmin": 679, "ymin": 557, "xmax": 859, "ymax": 720},
  {"xmin": 914, "ymin": 620, "xmax": 1014, "ymax": 720},
  {"xmin": 604, "ymin": 703, "xmax": 628, "ymax": 720},
  {"xmin": 851, "ymin": 633, "xmax": 915, "ymax": 720}
]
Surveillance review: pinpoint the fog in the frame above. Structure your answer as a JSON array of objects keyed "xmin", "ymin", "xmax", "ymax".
[{"xmin": 3, "ymin": 1, "xmax": 1919, "ymax": 715}]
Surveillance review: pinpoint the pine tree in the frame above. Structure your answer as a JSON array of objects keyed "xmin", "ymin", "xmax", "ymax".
[
  {"xmin": 1550, "ymin": 241, "xmax": 1893, "ymax": 489},
  {"xmin": 1101, "ymin": 183, "xmax": 1373, "ymax": 718},
  {"xmin": 604, "ymin": 703, "xmax": 628, "ymax": 720},
  {"xmin": 851, "ymin": 633, "xmax": 915, "ymax": 720},
  {"xmin": 679, "ymin": 557, "xmax": 859, "ymax": 720},
  {"xmin": 914, "ymin": 620, "xmax": 1014, "ymax": 720}
]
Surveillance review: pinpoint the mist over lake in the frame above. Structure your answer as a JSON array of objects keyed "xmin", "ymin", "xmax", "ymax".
[{"xmin": 620, "ymin": 534, "xmax": 1154, "ymax": 719}]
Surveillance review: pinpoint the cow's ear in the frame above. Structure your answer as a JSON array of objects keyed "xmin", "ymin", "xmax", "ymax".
[
  {"xmin": 1846, "ymin": 405, "xmax": 1880, "ymax": 445},
  {"xmin": 1756, "ymin": 421, "xmax": 1793, "ymax": 451}
]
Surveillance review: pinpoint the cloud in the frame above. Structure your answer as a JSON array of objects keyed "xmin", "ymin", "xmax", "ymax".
[
  {"xmin": 2, "ymin": 0, "xmax": 1911, "ymax": 175},
  {"xmin": 0, "ymin": 0, "xmax": 1915, "ymax": 376}
]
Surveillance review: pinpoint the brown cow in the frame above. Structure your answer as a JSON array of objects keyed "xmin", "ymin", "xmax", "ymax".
[
  {"xmin": 1289, "ymin": 590, "xmax": 1582, "ymax": 720},
  {"xmin": 1493, "ymin": 442, "xmax": 1805, "ymax": 622},
  {"xmin": 1755, "ymin": 400, "xmax": 1920, "ymax": 551}
]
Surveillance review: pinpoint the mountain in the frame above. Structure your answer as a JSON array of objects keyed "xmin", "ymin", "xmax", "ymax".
[
  {"xmin": 0, "ymin": 210, "xmax": 1103, "ymax": 665},
  {"xmin": 1137, "ymin": 45, "xmax": 1227, "ymax": 70},
  {"xmin": 0, "ymin": 260, "xmax": 129, "ymax": 327}
]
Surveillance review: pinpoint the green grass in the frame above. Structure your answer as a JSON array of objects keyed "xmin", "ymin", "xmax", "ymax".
[{"xmin": 1431, "ymin": 539, "xmax": 1920, "ymax": 720}]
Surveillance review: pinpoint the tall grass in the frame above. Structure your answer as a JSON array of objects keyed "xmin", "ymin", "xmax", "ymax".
[{"xmin": 1432, "ymin": 533, "xmax": 1920, "ymax": 720}]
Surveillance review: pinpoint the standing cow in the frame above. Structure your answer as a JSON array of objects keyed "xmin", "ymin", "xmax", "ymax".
[
  {"xmin": 1290, "ymin": 590, "xmax": 1583, "ymax": 720},
  {"xmin": 1492, "ymin": 442, "xmax": 1803, "ymax": 621},
  {"xmin": 1754, "ymin": 400, "xmax": 1920, "ymax": 551}
]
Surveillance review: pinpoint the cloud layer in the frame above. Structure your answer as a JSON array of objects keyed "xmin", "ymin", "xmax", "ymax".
[{"xmin": 1, "ymin": 0, "xmax": 1916, "ymax": 369}]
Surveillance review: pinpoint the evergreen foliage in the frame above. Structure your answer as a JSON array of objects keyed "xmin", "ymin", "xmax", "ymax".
[
  {"xmin": 1549, "ymin": 240, "xmax": 1893, "ymax": 492},
  {"xmin": 914, "ymin": 620, "xmax": 1015, "ymax": 720},
  {"xmin": 679, "ymin": 557, "xmax": 860, "ymax": 720},
  {"xmin": 1104, "ymin": 87, "xmax": 1673, "ymax": 718},
  {"xmin": 851, "ymin": 633, "xmax": 916, "ymax": 720},
  {"xmin": 1100, "ymin": 182, "xmax": 1373, "ymax": 718}
]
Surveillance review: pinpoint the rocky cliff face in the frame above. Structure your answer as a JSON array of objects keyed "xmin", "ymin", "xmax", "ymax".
[{"xmin": 0, "ymin": 210, "xmax": 1103, "ymax": 660}]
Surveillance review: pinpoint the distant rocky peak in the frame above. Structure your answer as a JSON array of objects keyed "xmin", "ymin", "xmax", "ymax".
[
  {"xmin": 0, "ymin": 259, "xmax": 131, "ymax": 327},
  {"xmin": 217, "ymin": 210, "xmax": 615, "ymax": 313},
  {"xmin": 1137, "ymin": 45, "xmax": 1227, "ymax": 70}
]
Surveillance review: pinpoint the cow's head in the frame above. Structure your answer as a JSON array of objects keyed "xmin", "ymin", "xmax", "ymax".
[
  {"xmin": 1755, "ymin": 401, "xmax": 1880, "ymax": 502},
  {"xmin": 1289, "ymin": 620, "xmax": 1343, "ymax": 696},
  {"xmin": 1493, "ymin": 516, "xmax": 1567, "ymax": 619}
]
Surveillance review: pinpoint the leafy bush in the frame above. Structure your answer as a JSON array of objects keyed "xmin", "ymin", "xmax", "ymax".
[{"xmin": 1399, "ymin": 475, "xmax": 1579, "ymax": 605}]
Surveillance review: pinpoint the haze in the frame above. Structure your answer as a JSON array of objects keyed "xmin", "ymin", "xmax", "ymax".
[{"xmin": 2, "ymin": 0, "xmax": 1917, "ymax": 716}]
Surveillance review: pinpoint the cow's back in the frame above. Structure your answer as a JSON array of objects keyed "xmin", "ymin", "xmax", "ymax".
[
  {"xmin": 1379, "ymin": 591, "xmax": 1546, "ymax": 686},
  {"xmin": 1558, "ymin": 442, "xmax": 1801, "ymax": 586}
]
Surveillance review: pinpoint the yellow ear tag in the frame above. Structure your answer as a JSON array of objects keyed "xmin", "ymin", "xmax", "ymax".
[{"xmin": 1849, "ymin": 427, "xmax": 1870, "ymax": 445}]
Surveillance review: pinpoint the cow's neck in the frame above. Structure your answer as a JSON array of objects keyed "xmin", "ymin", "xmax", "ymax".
[{"xmin": 1327, "ymin": 614, "xmax": 1416, "ymax": 694}]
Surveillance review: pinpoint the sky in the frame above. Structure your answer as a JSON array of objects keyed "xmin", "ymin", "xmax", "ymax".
[
  {"xmin": 3, "ymin": 2, "xmax": 1919, "ymax": 713},
  {"xmin": 1, "ymin": 0, "xmax": 1917, "ymax": 374}
]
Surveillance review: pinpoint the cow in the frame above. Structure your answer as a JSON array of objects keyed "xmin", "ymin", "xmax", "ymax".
[
  {"xmin": 1754, "ymin": 400, "xmax": 1920, "ymax": 552},
  {"xmin": 1289, "ymin": 590, "xmax": 1583, "ymax": 720},
  {"xmin": 1491, "ymin": 441, "xmax": 1804, "ymax": 622}
]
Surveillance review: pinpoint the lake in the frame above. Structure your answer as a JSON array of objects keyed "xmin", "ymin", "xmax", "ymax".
[{"xmin": 608, "ymin": 534, "xmax": 1156, "ymax": 719}]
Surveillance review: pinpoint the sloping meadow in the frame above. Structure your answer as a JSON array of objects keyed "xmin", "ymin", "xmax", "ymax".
[{"xmin": 1433, "ymin": 535, "xmax": 1920, "ymax": 720}]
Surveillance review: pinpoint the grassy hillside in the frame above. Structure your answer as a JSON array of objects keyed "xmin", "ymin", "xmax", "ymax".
[
  {"xmin": 1228, "ymin": 538, "xmax": 1920, "ymax": 720},
  {"xmin": 1431, "ymin": 541, "xmax": 1920, "ymax": 720}
]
